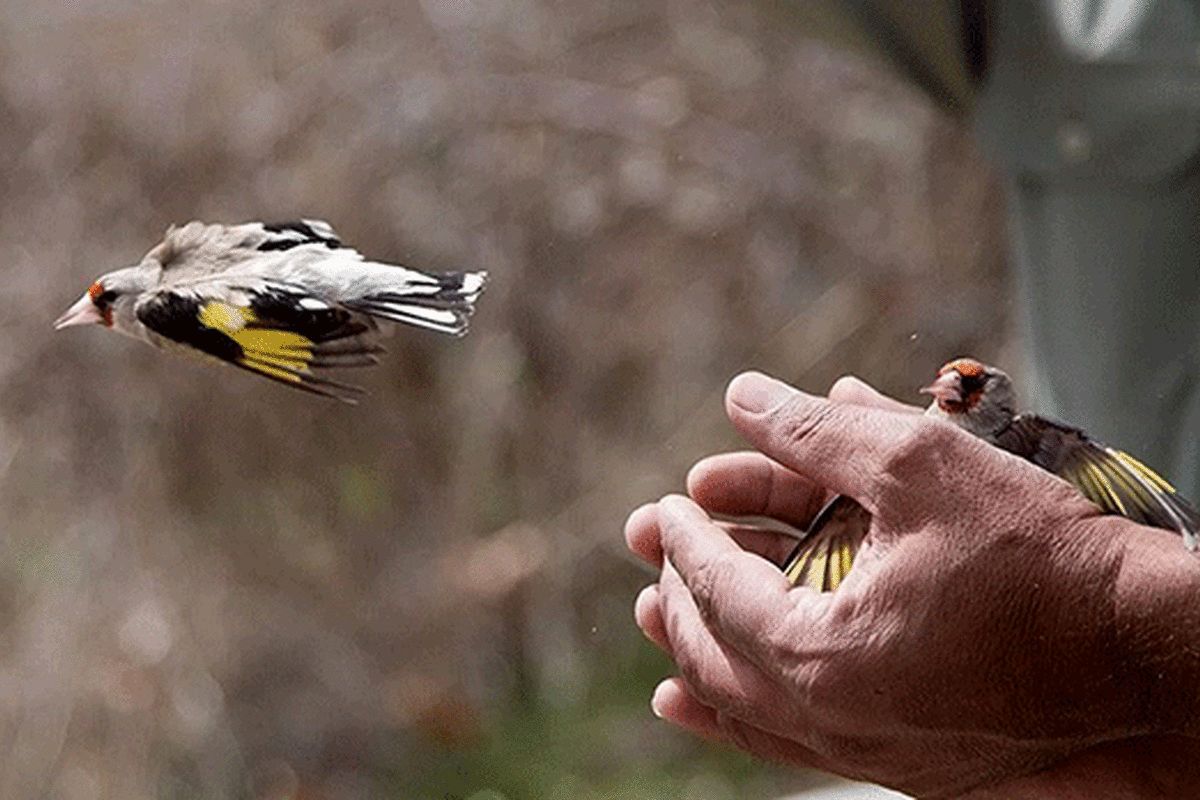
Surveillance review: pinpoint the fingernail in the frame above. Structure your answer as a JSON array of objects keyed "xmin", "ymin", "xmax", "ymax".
[
  {"xmin": 650, "ymin": 681, "xmax": 671, "ymax": 718},
  {"xmin": 658, "ymin": 493, "xmax": 694, "ymax": 516},
  {"xmin": 727, "ymin": 371, "xmax": 792, "ymax": 414},
  {"xmin": 634, "ymin": 584, "xmax": 659, "ymax": 619}
]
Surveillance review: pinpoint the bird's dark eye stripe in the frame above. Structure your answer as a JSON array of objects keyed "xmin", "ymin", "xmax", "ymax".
[
  {"xmin": 960, "ymin": 372, "xmax": 989, "ymax": 392},
  {"xmin": 94, "ymin": 290, "xmax": 118, "ymax": 305}
]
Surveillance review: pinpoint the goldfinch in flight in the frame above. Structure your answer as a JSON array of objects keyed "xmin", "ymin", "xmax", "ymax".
[
  {"xmin": 54, "ymin": 220, "xmax": 487, "ymax": 402},
  {"xmin": 784, "ymin": 357, "xmax": 1200, "ymax": 591}
]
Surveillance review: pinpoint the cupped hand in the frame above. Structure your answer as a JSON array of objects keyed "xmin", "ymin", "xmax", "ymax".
[{"xmin": 626, "ymin": 372, "xmax": 1200, "ymax": 799}]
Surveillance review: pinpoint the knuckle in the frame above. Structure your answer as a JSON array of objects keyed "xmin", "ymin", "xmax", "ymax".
[
  {"xmin": 669, "ymin": 643, "xmax": 716, "ymax": 702},
  {"xmin": 879, "ymin": 418, "xmax": 955, "ymax": 478},
  {"xmin": 688, "ymin": 552, "xmax": 741, "ymax": 623},
  {"xmin": 674, "ymin": 658, "xmax": 709, "ymax": 699},
  {"xmin": 675, "ymin": 665, "xmax": 749, "ymax": 722},
  {"xmin": 828, "ymin": 374, "xmax": 868, "ymax": 405},
  {"xmin": 771, "ymin": 396, "xmax": 838, "ymax": 452},
  {"xmin": 798, "ymin": 662, "xmax": 831, "ymax": 710},
  {"xmin": 828, "ymin": 374, "xmax": 859, "ymax": 397}
]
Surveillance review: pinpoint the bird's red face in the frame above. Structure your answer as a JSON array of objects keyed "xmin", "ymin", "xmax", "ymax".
[
  {"xmin": 54, "ymin": 280, "xmax": 116, "ymax": 329},
  {"xmin": 921, "ymin": 358, "xmax": 988, "ymax": 414}
]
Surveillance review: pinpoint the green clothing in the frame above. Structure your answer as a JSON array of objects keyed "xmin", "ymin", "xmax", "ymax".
[
  {"xmin": 977, "ymin": 0, "xmax": 1200, "ymax": 498},
  {"xmin": 790, "ymin": 0, "xmax": 1200, "ymax": 496}
]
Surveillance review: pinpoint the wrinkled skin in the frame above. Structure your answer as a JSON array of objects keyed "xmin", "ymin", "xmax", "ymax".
[{"xmin": 626, "ymin": 372, "xmax": 1200, "ymax": 799}]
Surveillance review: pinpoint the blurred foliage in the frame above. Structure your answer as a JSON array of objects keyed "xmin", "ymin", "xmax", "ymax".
[
  {"xmin": 0, "ymin": 1, "xmax": 1007, "ymax": 798},
  {"xmin": 388, "ymin": 644, "xmax": 785, "ymax": 800}
]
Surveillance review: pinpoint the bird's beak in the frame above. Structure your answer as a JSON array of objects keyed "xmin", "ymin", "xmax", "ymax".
[
  {"xmin": 919, "ymin": 372, "xmax": 962, "ymax": 403},
  {"xmin": 53, "ymin": 293, "xmax": 103, "ymax": 330}
]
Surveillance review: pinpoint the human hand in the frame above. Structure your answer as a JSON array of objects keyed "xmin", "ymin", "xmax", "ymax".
[{"xmin": 626, "ymin": 372, "xmax": 1200, "ymax": 798}]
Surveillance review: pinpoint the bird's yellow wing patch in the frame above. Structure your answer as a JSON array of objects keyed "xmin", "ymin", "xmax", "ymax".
[
  {"xmin": 999, "ymin": 414, "xmax": 1200, "ymax": 551},
  {"xmin": 197, "ymin": 301, "xmax": 316, "ymax": 385},
  {"xmin": 1059, "ymin": 444, "xmax": 1200, "ymax": 549},
  {"xmin": 137, "ymin": 287, "xmax": 380, "ymax": 402},
  {"xmin": 784, "ymin": 541, "xmax": 824, "ymax": 589},
  {"xmin": 782, "ymin": 495, "xmax": 871, "ymax": 592},
  {"xmin": 1110, "ymin": 449, "xmax": 1176, "ymax": 493}
]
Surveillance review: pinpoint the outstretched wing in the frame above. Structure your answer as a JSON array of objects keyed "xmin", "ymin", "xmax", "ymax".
[
  {"xmin": 999, "ymin": 415, "xmax": 1200, "ymax": 549},
  {"xmin": 781, "ymin": 495, "xmax": 871, "ymax": 592},
  {"xmin": 135, "ymin": 282, "xmax": 382, "ymax": 402}
]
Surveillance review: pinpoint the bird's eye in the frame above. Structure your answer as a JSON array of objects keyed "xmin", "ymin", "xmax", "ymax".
[
  {"xmin": 960, "ymin": 372, "xmax": 988, "ymax": 393},
  {"xmin": 93, "ymin": 289, "xmax": 118, "ymax": 307},
  {"xmin": 88, "ymin": 282, "xmax": 117, "ymax": 305}
]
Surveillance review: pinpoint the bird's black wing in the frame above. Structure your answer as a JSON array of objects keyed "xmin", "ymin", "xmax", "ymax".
[
  {"xmin": 781, "ymin": 495, "xmax": 871, "ymax": 592},
  {"xmin": 999, "ymin": 415, "xmax": 1200, "ymax": 548},
  {"xmin": 251, "ymin": 220, "xmax": 344, "ymax": 252},
  {"xmin": 135, "ymin": 282, "xmax": 382, "ymax": 403}
]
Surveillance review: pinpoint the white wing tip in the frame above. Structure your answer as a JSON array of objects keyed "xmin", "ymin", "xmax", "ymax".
[{"xmin": 461, "ymin": 271, "xmax": 488, "ymax": 296}]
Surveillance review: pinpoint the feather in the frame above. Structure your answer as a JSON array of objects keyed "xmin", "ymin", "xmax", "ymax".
[
  {"xmin": 68, "ymin": 219, "xmax": 488, "ymax": 402},
  {"xmin": 1002, "ymin": 415, "xmax": 1200, "ymax": 550},
  {"xmin": 782, "ymin": 496, "xmax": 871, "ymax": 592},
  {"xmin": 135, "ymin": 283, "xmax": 382, "ymax": 402},
  {"xmin": 343, "ymin": 270, "xmax": 489, "ymax": 336},
  {"xmin": 140, "ymin": 221, "xmax": 487, "ymax": 332},
  {"xmin": 255, "ymin": 220, "xmax": 343, "ymax": 252},
  {"xmin": 783, "ymin": 407, "xmax": 1200, "ymax": 592}
]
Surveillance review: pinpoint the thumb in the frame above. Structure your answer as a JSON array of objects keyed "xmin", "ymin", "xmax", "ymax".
[{"xmin": 723, "ymin": 371, "xmax": 921, "ymax": 509}]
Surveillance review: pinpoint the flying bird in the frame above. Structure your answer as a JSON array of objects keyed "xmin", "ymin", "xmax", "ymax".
[
  {"xmin": 54, "ymin": 220, "xmax": 487, "ymax": 402},
  {"xmin": 783, "ymin": 357, "xmax": 1200, "ymax": 591}
]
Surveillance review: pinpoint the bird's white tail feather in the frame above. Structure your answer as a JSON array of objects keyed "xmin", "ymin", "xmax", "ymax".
[
  {"xmin": 347, "ymin": 269, "xmax": 488, "ymax": 336},
  {"xmin": 457, "ymin": 271, "xmax": 486, "ymax": 297}
]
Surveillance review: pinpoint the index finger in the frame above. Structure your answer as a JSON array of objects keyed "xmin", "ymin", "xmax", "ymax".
[
  {"xmin": 687, "ymin": 451, "xmax": 828, "ymax": 528},
  {"xmin": 724, "ymin": 371, "xmax": 923, "ymax": 512},
  {"xmin": 827, "ymin": 375, "xmax": 922, "ymax": 415}
]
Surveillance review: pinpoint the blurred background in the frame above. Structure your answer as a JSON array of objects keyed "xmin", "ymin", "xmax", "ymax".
[{"xmin": 0, "ymin": 2, "xmax": 1009, "ymax": 798}]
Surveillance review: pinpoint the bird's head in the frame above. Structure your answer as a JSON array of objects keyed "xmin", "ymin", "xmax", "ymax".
[
  {"xmin": 920, "ymin": 357, "xmax": 1016, "ymax": 439},
  {"xmin": 54, "ymin": 267, "xmax": 152, "ymax": 332}
]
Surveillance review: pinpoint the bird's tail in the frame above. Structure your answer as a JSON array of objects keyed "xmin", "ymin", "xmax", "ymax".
[{"xmin": 346, "ymin": 270, "xmax": 488, "ymax": 336}]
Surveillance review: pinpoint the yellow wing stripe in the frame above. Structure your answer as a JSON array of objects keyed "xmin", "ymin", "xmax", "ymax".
[
  {"xmin": 1112, "ymin": 450, "xmax": 1177, "ymax": 494},
  {"xmin": 242, "ymin": 359, "xmax": 303, "ymax": 383},
  {"xmin": 245, "ymin": 352, "xmax": 309, "ymax": 373},
  {"xmin": 1083, "ymin": 463, "xmax": 1127, "ymax": 515},
  {"xmin": 1073, "ymin": 466, "xmax": 1103, "ymax": 507},
  {"xmin": 198, "ymin": 301, "xmax": 316, "ymax": 383},
  {"xmin": 1100, "ymin": 461, "xmax": 1154, "ymax": 512},
  {"xmin": 238, "ymin": 328, "xmax": 313, "ymax": 355},
  {"xmin": 839, "ymin": 541, "xmax": 854, "ymax": 579},
  {"xmin": 1097, "ymin": 455, "xmax": 1170, "ymax": 520},
  {"xmin": 198, "ymin": 301, "xmax": 251, "ymax": 332},
  {"xmin": 807, "ymin": 549, "xmax": 829, "ymax": 590},
  {"xmin": 784, "ymin": 552, "xmax": 806, "ymax": 584}
]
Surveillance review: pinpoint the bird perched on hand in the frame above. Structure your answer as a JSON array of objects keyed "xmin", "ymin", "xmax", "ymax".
[
  {"xmin": 54, "ymin": 220, "xmax": 487, "ymax": 402},
  {"xmin": 783, "ymin": 357, "xmax": 1200, "ymax": 591}
]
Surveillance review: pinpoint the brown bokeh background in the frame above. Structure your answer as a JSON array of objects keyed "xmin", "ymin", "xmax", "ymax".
[{"xmin": 0, "ymin": 2, "xmax": 1008, "ymax": 798}]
